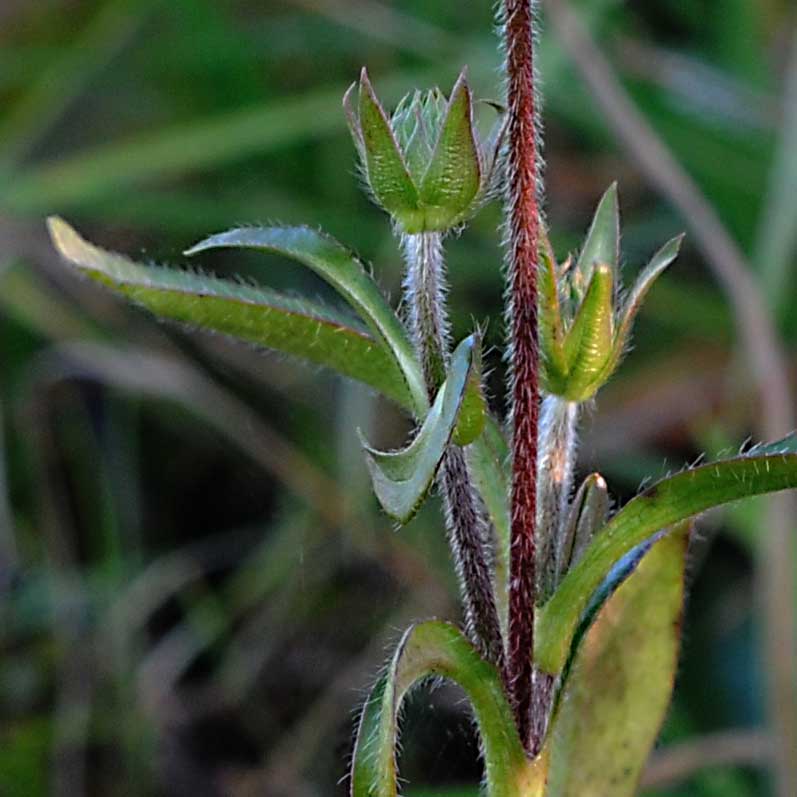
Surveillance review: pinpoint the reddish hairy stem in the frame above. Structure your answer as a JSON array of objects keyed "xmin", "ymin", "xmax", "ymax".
[{"xmin": 502, "ymin": 0, "xmax": 542, "ymax": 752}]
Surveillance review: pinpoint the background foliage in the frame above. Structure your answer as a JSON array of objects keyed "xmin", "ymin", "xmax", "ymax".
[{"xmin": 0, "ymin": 1, "xmax": 795, "ymax": 795}]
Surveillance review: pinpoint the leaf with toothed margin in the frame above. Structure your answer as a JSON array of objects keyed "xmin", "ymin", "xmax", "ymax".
[
  {"xmin": 184, "ymin": 224, "xmax": 428, "ymax": 418},
  {"xmin": 545, "ymin": 523, "xmax": 690, "ymax": 797},
  {"xmin": 350, "ymin": 620, "xmax": 541, "ymax": 797},
  {"xmin": 535, "ymin": 433, "xmax": 797, "ymax": 675},
  {"xmin": 419, "ymin": 68, "xmax": 481, "ymax": 228},
  {"xmin": 596, "ymin": 234, "xmax": 684, "ymax": 385},
  {"xmin": 357, "ymin": 69, "xmax": 421, "ymax": 224},
  {"xmin": 575, "ymin": 183, "xmax": 619, "ymax": 285},
  {"xmin": 46, "ymin": 217, "xmax": 416, "ymax": 406},
  {"xmin": 360, "ymin": 336, "xmax": 478, "ymax": 524}
]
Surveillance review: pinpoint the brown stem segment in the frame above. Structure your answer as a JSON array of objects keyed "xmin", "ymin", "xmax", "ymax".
[{"xmin": 502, "ymin": 0, "xmax": 542, "ymax": 752}]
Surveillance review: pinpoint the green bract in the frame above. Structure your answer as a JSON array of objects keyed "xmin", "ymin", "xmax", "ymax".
[
  {"xmin": 343, "ymin": 67, "xmax": 503, "ymax": 233},
  {"xmin": 540, "ymin": 184, "xmax": 683, "ymax": 401}
]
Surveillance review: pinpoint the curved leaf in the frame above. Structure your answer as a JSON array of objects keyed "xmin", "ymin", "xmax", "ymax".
[
  {"xmin": 545, "ymin": 523, "xmax": 690, "ymax": 797},
  {"xmin": 47, "ymin": 217, "xmax": 413, "ymax": 406},
  {"xmin": 360, "ymin": 336, "xmax": 476, "ymax": 523},
  {"xmin": 536, "ymin": 434, "xmax": 797, "ymax": 674},
  {"xmin": 350, "ymin": 621, "xmax": 540, "ymax": 797},
  {"xmin": 185, "ymin": 224, "xmax": 429, "ymax": 417}
]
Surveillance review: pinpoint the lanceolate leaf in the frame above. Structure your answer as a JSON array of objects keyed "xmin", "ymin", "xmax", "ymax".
[
  {"xmin": 536, "ymin": 435, "xmax": 797, "ymax": 674},
  {"xmin": 545, "ymin": 523, "xmax": 690, "ymax": 797},
  {"xmin": 575, "ymin": 182, "xmax": 619, "ymax": 283},
  {"xmin": 420, "ymin": 68, "xmax": 481, "ymax": 224},
  {"xmin": 350, "ymin": 621, "xmax": 536, "ymax": 797},
  {"xmin": 598, "ymin": 234, "xmax": 683, "ymax": 384},
  {"xmin": 185, "ymin": 224, "xmax": 429, "ymax": 417},
  {"xmin": 360, "ymin": 336, "xmax": 477, "ymax": 524},
  {"xmin": 47, "ymin": 217, "xmax": 411, "ymax": 405},
  {"xmin": 357, "ymin": 68, "xmax": 420, "ymax": 222}
]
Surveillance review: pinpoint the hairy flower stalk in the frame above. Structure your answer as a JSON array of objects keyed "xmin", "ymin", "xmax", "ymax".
[
  {"xmin": 536, "ymin": 395, "xmax": 579, "ymax": 601},
  {"xmin": 501, "ymin": 0, "xmax": 543, "ymax": 752},
  {"xmin": 402, "ymin": 232, "xmax": 505, "ymax": 670}
]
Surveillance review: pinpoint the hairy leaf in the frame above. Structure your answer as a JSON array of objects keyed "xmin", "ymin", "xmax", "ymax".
[
  {"xmin": 419, "ymin": 68, "xmax": 481, "ymax": 225},
  {"xmin": 185, "ymin": 224, "xmax": 428, "ymax": 416},
  {"xmin": 47, "ymin": 217, "xmax": 411, "ymax": 405},
  {"xmin": 545, "ymin": 523, "xmax": 690, "ymax": 797},
  {"xmin": 538, "ymin": 236, "xmax": 568, "ymax": 392},
  {"xmin": 562, "ymin": 263, "xmax": 614, "ymax": 400},
  {"xmin": 350, "ymin": 621, "xmax": 538, "ymax": 797},
  {"xmin": 536, "ymin": 435, "xmax": 797, "ymax": 674},
  {"xmin": 357, "ymin": 69, "xmax": 421, "ymax": 222},
  {"xmin": 360, "ymin": 336, "xmax": 477, "ymax": 523},
  {"xmin": 598, "ymin": 234, "xmax": 683, "ymax": 384},
  {"xmin": 575, "ymin": 182, "xmax": 619, "ymax": 283}
]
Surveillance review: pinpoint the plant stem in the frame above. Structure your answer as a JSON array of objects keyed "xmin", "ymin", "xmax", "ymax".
[
  {"xmin": 537, "ymin": 395, "xmax": 579, "ymax": 600},
  {"xmin": 402, "ymin": 232, "xmax": 505, "ymax": 670},
  {"xmin": 501, "ymin": 0, "xmax": 543, "ymax": 752}
]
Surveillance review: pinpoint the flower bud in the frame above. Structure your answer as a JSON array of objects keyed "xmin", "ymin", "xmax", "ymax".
[
  {"xmin": 343, "ymin": 67, "xmax": 504, "ymax": 233},
  {"xmin": 540, "ymin": 183, "xmax": 683, "ymax": 402}
]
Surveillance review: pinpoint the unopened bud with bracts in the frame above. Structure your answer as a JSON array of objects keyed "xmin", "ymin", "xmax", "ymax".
[
  {"xmin": 343, "ymin": 67, "xmax": 504, "ymax": 234},
  {"xmin": 539, "ymin": 183, "xmax": 684, "ymax": 402}
]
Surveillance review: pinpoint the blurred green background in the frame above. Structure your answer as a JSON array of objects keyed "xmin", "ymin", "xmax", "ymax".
[{"xmin": 1, "ymin": 1, "xmax": 796, "ymax": 795}]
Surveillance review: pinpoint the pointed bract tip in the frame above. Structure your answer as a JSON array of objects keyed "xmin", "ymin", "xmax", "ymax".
[
  {"xmin": 452, "ymin": 65, "xmax": 470, "ymax": 91},
  {"xmin": 46, "ymin": 216, "xmax": 79, "ymax": 258},
  {"xmin": 342, "ymin": 81, "xmax": 357, "ymax": 108}
]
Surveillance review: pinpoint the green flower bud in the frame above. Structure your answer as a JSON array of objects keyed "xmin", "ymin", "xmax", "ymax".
[
  {"xmin": 343, "ymin": 67, "xmax": 504, "ymax": 233},
  {"xmin": 540, "ymin": 184, "xmax": 684, "ymax": 402}
]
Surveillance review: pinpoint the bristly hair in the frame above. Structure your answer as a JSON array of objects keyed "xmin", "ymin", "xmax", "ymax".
[
  {"xmin": 400, "ymin": 230, "xmax": 505, "ymax": 672},
  {"xmin": 497, "ymin": 0, "xmax": 545, "ymax": 754}
]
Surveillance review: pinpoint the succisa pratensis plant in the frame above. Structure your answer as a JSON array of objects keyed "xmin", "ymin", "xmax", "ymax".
[{"xmin": 46, "ymin": 1, "xmax": 797, "ymax": 794}]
